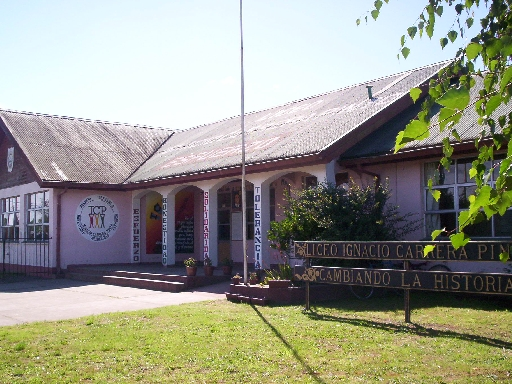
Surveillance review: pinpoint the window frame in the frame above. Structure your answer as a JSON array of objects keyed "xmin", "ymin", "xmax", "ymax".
[
  {"xmin": 423, "ymin": 157, "xmax": 511, "ymax": 238},
  {"xmin": 25, "ymin": 191, "xmax": 50, "ymax": 241},
  {"xmin": 1, "ymin": 195, "xmax": 20, "ymax": 241}
]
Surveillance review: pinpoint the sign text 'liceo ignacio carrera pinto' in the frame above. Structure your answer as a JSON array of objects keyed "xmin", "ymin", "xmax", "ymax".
[
  {"xmin": 294, "ymin": 241, "xmax": 511, "ymax": 261},
  {"xmin": 295, "ymin": 241, "xmax": 512, "ymax": 322}
]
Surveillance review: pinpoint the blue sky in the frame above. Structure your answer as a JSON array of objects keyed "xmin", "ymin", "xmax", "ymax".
[{"xmin": 0, "ymin": 1, "xmax": 486, "ymax": 130}]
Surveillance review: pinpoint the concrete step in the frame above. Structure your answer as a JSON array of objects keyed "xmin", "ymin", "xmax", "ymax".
[
  {"xmin": 109, "ymin": 270, "xmax": 185, "ymax": 283},
  {"xmin": 103, "ymin": 275, "xmax": 185, "ymax": 292}
]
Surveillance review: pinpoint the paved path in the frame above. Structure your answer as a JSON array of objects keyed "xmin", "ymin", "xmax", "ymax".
[{"xmin": 0, "ymin": 278, "xmax": 229, "ymax": 326}]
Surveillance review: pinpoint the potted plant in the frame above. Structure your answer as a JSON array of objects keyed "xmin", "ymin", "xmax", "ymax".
[
  {"xmin": 264, "ymin": 263, "xmax": 292, "ymax": 288},
  {"xmin": 232, "ymin": 273, "xmax": 242, "ymax": 285},
  {"xmin": 184, "ymin": 257, "xmax": 197, "ymax": 276},
  {"xmin": 203, "ymin": 257, "xmax": 215, "ymax": 276},
  {"xmin": 221, "ymin": 257, "xmax": 233, "ymax": 275},
  {"xmin": 249, "ymin": 272, "xmax": 259, "ymax": 285}
]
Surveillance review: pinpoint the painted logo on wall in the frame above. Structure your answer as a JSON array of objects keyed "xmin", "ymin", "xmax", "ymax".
[{"xmin": 76, "ymin": 195, "xmax": 119, "ymax": 242}]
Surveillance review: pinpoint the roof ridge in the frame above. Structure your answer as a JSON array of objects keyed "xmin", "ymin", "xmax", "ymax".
[{"xmin": 0, "ymin": 108, "xmax": 174, "ymax": 132}]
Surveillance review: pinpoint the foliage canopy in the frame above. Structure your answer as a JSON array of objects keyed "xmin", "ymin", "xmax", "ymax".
[
  {"xmin": 267, "ymin": 181, "xmax": 419, "ymax": 254},
  {"xmin": 361, "ymin": 0, "xmax": 512, "ymax": 261}
]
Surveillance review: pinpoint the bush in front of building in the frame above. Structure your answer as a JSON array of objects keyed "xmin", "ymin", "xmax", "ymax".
[{"xmin": 267, "ymin": 180, "xmax": 420, "ymax": 255}]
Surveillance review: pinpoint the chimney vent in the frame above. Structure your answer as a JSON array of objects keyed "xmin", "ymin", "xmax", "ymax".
[{"xmin": 366, "ymin": 85, "xmax": 374, "ymax": 100}]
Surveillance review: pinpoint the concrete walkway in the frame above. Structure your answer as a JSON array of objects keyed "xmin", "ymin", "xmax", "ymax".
[{"xmin": 0, "ymin": 277, "xmax": 230, "ymax": 326}]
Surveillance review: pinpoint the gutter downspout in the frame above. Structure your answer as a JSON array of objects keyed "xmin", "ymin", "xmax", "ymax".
[{"xmin": 56, "ymin": 188, "xmax": 68, "ymax": 277}]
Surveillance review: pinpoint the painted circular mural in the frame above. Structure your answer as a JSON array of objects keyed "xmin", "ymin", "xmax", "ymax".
[{"xmin": 75, "ymin": 195, "xmax": 119, "ymax": 242}]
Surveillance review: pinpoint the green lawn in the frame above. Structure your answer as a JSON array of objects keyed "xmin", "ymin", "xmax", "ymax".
[{"xmin": 0, "ymin": 291, "xmax": 510, "ymax": 383}]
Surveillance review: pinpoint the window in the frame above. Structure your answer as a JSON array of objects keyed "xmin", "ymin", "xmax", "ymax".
[
  {"xmin": 424, "ymin": 158, "xmax": 512, "ymax": 237},
  {"xmin": 1, "ymin": 196, "xmax": 20, "ymax": 240},
  {"xmin": 26, "ymin": 191, "xmax": 49, "ymax": 240}
]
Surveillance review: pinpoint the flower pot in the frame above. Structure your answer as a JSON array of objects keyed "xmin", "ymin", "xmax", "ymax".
[
  {"xmin": 204, "ymin": 266, "xmax": 215, "ymax": 276},
  {"xmin": 222, "ymin": 265, "xmax": 233, "ymax": 275},
  {"xmin": 232, "ymin": 277, "xmax": 241, "ymax": 285},
  {"xmin": 268, "ymin": 279, "xmax": 291, "ymax": 288},
  {"xmin": 186, "ymin": 266, "xmax": 197, "ymax": 276},
  {"xmin": 249, "ymin": 278, "xmax": 259, "ymax": 285}
]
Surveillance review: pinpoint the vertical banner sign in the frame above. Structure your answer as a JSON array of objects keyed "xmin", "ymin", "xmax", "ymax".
[
  {"xmin": 203, "ymin": 191, "xmax": 209, "ymax": 260},
  {"xmin": 254, "ymin": 186, "xmax": 262, "ymax": 268},
  {"xmin": 132, "ymin": 200, "xmax": 141, "ymax": 262},
  {"xmin": 162, "ymin": 197, "xmax": 168, "ymax": 265},
  {"xmin": 146, "ymin": 194, "xmax": 163, "ymax": 254}
]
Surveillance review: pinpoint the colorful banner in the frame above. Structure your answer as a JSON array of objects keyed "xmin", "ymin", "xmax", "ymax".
[{"xmin": 146, "ymin": 194, "xmax": 162, "ymax": 254}]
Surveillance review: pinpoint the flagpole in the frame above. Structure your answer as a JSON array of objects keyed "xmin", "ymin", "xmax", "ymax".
[{"xmin": 240, "ymin": 0, "xmax": 248, "ymax": 284}]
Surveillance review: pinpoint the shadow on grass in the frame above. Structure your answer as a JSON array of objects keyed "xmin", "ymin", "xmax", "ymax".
[
  {"xmin": 305, "ymin": 294, "xmax": 512, "ymax": 350},
  {"xmin": 250, "ymin": 304, "xmax": 326, "ymax": 384}
]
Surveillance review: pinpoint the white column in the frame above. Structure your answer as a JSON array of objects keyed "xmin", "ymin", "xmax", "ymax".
[
  {"xmin": 307, "ymin": 160, "xmax": 337, "ymax": 184},
  {"xmin": 132, "ymin": 198, "xmax": 141, "ymax": 263}
]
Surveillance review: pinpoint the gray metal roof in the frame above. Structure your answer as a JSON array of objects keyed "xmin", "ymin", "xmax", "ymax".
[
  {"xmin": 0, "ymin": 110, "xmax": 173, "ymax": 184},
  {"xmin": 128, "ymin": 61, "xmax": 449, "ymax": 183},
  {"xmin": 0, "ymin": 61, "xmax": 450, "ymax": 187},
  {"xmin": 340, "ymin": 76, "xmax": 512, "ymax": 161}
]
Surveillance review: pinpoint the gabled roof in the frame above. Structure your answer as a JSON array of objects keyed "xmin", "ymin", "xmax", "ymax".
[
  {"xmin": 127, "ymin": 62, "xmax": 449, "ymax": 184},
  {"xmin": 0, "ymin": 110, "xmax": 173, "ymax": 185},
  {"xmin": 339, "ymin": 75, "xmax": 512, "ymax": 165},
  {"xmin": 0, "ymin": 61, "xmax": 450, "ymax": 189}
]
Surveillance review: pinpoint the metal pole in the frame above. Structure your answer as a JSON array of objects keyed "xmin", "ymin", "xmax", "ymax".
[
  {"xmin": 305, "ymin": 257, "xmax": 310, "ymax": 311},
  {"xmin": 240, "ymin": 0, "xmax": 248, "ymax": 283},
  {"xmin": 404, "ymin": 260, "xmax": 411, "ymax": 323}
]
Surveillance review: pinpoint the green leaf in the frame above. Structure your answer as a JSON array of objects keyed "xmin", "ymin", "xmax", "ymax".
[
  {"xmin": 439, "ymin": 107, "xmax": 462, "ymax": 131},
  {"xmin": 450, "ymin": 232, "xmax": 470, "ymax": 250},
  {"xmin": 371, "ymin": 9, "xmax": 380, "ymax": 20},
  {"xmin": 486, "ymin": 38, "xmax": 503, "ymax": 58},
  {"xmin": 452, "ymin": 129, "xmax": 461, "ymax": 141},
  {"xmin": 431, "ymin": 189, "xmax": 441, "ymax": 202},
  {"xmin": 431, "ymin": 229, "xmax": 444, "ymax": 241},
  {"xmin": 500, "ymin": 66, "xmax": 512, "ymax": 92},
  {"xmin": 447, "ymin": 30, "xmax": 458, "ymax": 43},
  {"xmin": 401, "ymin": 47, "xmax": 410, "ymax": 59},
  {"xmin": 466, "ymin": 42, "xmax": 482, "ymax": 60},
  {"xmin": 402, "ymin": 119, "xmax": 429, "ymax": 140},
  {"xmin": 458, "ymin": 210, "xmax": 471, "ymax": 230},
  {"xmin": 485, "ymin": 94, "xmax": 502, "ymax": 117},
  {"xmin": 407, "ymin": 26, "xmax": 417, "ymax": 40},
  {"xmin": 499, "ymin": 252, "xmax": 510, "ymax": 262},
  {"xmin": 401, "ymin": 35, "xmax": 406, "ymax": 47},
  {"xmin": 423, "ymin": 245, "xmax": 435, "ymax": 257},
  {"xmin": 426, "ymin": 22, "xmax": 434, "ymax": 39},
  {"xmin": 409, "ymin": 87, "xmax": 422, "ymax": 103},
  {"xmin": 440, "ymin": 37, "xmax": 448, "ymax": 49},
  {"xmin": 435, "ymin": 6, "xmax": 443, "ymax": 17},
  {"xmin": 356, "ymin": 18, "xmax": 361, "ymax": 26},
  {"xmin": 466, "ymin": 17, "xmax": 474, "ymax": 28},
  {"xmin": 437, "ymin": 86, "xmax": 470, "ymax": 110},
  {"xmin": 501, "ymin": 36, "xmax": 512, "ymax": 56},
  {"xmin": 374, "ymin": 0, "xmax": 383, "ymax": 11}
]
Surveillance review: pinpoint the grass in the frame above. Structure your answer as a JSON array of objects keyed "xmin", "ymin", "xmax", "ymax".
[{"xmin": 0, "ymin": 291, "xmax": 510, "ymax": 383}]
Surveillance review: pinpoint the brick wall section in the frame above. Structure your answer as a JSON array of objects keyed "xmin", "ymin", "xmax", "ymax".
[{"xmin": 0, "ymin": 137, "xmax": 37, "ymax": 189}]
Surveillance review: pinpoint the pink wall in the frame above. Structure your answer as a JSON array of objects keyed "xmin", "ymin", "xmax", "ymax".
[
  {"xmin": 347, "ymin": 161, "xmax": 425, "ymax": 241},
  {"xmin": 60, "ymin": 190, "xmax": 132, "ymax": 268}
]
